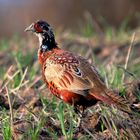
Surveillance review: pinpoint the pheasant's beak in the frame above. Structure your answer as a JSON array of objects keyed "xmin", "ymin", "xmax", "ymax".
[{"xmin": 24, "ymin": 23, "xmax": 35, "ymax": 32}]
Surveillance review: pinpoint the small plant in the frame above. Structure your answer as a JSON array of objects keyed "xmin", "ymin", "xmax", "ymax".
[
  {"xmin": 1, "ymin": 115, "xmax": 12, "ymax": 140},
  {"xmin": 57, "ymin": 102, "xmax": 74, "ymax": 140}
]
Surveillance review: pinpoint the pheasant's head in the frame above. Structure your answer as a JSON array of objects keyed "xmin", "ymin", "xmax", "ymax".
[{"xmin": 25, "ymin": 20, "xmax": 57, "ymax": 51}]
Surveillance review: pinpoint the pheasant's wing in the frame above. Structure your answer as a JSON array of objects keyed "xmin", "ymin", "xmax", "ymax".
[{"xmin": 44, "ymin": 50, "xmax": 106, "ymax": 96}]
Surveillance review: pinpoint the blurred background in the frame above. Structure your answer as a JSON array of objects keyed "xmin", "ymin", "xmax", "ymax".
[{"xmin": 0, "ymin": 0, "xmax": 140, "ymax": 37}]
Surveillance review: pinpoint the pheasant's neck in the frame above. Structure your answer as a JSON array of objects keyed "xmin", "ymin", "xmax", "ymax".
[
  {"xmin": 37, "ymin": 33, "xmax": 58, "ymax": 65},
  {"xmin": 37, "ymin": 33, "xmax": 57, "ymax": 53}
]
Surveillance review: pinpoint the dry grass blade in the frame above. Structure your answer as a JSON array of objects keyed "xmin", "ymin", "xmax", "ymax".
[
  {"xmin": 82, "ymin": 127, "xmax": 96, "ymax": 139},
  {"xmin": 25, "ymin": 75, "xmax": 42, "ymax": 91},
  {"xmin": 0, "ymin": 66, "xmax": 20, "ymax": 93},
  {"xmin": 117, "ymin": 65, "xmax": 137, "ymax": 79},
  {"xmin": 122, "ymin": 32, "xmax": 136, "ymax": 82},
  {"xmin": 5, "ymin": 87, "xmax": 14, "ymax": 135},
  {"xmin": 11, "ymin": 67, "xmax": 28, "ymax": 92},
  {"xmin": 24, "ymin": 105, "xmax": 39, "ymax": 122}
]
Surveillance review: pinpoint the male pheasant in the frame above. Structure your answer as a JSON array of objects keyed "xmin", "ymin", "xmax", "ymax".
[{"xmin": 25, "ymin": 20, "xmax": 132, "ymax": 116}]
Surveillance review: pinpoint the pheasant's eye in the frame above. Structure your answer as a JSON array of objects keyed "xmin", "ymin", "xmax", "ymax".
[{"xmin": 34, "ymin": 23, "xmax": 43, "ymax": 33}]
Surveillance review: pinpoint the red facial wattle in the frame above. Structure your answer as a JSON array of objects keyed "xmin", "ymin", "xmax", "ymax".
[{"xmin": 34, "ymin": 23, "xmax": 43, "ymax": 33}]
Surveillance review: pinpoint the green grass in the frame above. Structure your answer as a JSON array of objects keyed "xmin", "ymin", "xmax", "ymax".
[{"xmin": 1, "ymin": 110, "xmax": 12, "ymax": 140}]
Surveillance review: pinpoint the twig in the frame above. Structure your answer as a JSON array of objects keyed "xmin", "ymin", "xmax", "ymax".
[{"xmin": 122, "ymin": 32, "xmax": 136, "ymax": 82}]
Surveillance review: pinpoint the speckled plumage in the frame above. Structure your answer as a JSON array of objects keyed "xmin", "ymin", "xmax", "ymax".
[{"xmin": 25, "ymin": 20, "xmax": 131, "ymax": 113}]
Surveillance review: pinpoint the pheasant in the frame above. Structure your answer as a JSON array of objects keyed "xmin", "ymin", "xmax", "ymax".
[{"xmin": 25, "ymin": 20, "xmax": 132, "ymax": 120}]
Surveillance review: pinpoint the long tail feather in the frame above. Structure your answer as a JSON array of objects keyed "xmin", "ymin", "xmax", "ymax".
[{"xmin": 90, "ymin": 89, "xmax": 132, "ymax": 114}]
